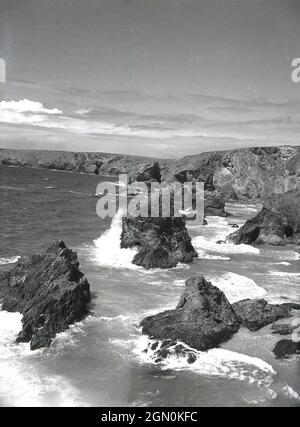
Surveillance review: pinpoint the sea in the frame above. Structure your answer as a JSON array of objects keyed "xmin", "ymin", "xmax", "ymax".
[{"xmin": 0, "ymin": 164, "xmax": 299, "ymax": 407}]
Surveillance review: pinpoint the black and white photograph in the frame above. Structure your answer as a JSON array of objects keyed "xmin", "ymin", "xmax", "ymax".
[{"xmin": 0, "ymin": 0, "xmax": 299, "ymax": 410}]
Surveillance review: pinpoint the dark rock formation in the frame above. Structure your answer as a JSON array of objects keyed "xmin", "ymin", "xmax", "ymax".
[
  {"xmin": 227, "ymin": 190, "xmax": 300, "ymax": 246},
  {"xmin": 232, "ymin": 299, "xmax": 291, "ymax": 332},
  {"xmin": 143, "ymin": 339, "xmax": 198, "ymax": 365},
  {"xmin": 164, "ymin": 146, "xmax": 300, "ymax": 203},
  {"xmin": 273, "ymin": 339, "xmax": 300, "ymax": 358},
  {"xmin": 128, "ymin": 161, "xmax": 161, "ymax": 183},
  {"xmin": 140, "ymin": 276, "xmax": 240, "ymax": 351},
  {"xmin": 121, "ymin": 216, "xmax": 197, "ymax": 269},
  {"xmin": 204, "ymin": 192, "xmax": 228, "ymax": 217},
  {"xmin": 0, "ymin": 241, "xmax": 91, "ymax": 350},
  {"xmin": 271, "ymin": 323, "xmax": 298, "ymax": 336}
]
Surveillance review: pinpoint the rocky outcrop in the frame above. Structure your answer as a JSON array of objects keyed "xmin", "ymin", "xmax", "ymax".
[
  {"xmin": 121, "ymin": 216, "xmax": 197, "ymax": 269},
  {"xmin": 165, "ymin": 146, "xmax": 300, "ymax": 203},
  {"xmin": 1, "ymin": 146, "xmax": 299, "ymax": 203},
  {"xmin": 0, "ymin": 241, "xmax": 91, "ymax": 350},
  {"xmin": 140, "ymin": 276, "xmax": 240, "ymax": 351},
  {"xmin": 0, "ymin": 149, "xmax": 159, "ymax": 176},
  {"xmin": 227, "ymin": 190, "xmax": 300, "ymax": 246},
  {"xmin": 273, "ymin": 339, "xmax": 300, "ymax": 358},
  {"xmin": 232, "ymin": 299, "xmax": 291, "ymax": 331},
  {"xmin": 204, "ymin": 192, "xmax": 228, "ymax": 217},
  {"xmin": 128, "ymin": 161, "xmax": 161, "ymax": 183},
  {"xmin": 271, "ymin": 323, "xmax": 298, "ymax": 336}
]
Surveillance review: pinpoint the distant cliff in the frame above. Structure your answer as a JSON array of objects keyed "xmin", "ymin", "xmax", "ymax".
[
  {"xmin": 1, "ymin": 146, "xmax": 299, "ymax": 202},
  {"xmin": 0, "ymin": 148, "xmax": 158, "ymax": 176},
  {"xmin": 162, "ymin": 146, "xmax": 300, "ymax": 202}
]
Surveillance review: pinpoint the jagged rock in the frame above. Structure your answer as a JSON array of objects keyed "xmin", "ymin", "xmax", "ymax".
[
  {"xmin": 0, "ymin": 241, "xmax": 91, "ymax": 350},
  {"xmin": 144, "ymin": 339, "xmax": 198, "ymax": 365},
  {"xmin": 204, "ymin": 192, "xmax": 228, "ymax": 217},
  {"xmin": 128, "ymin": 161, "xmax": 161, "ymax": 183},
  {"xmin": 227, "ymin": 190, "xmax": 300, "ymax": 246},
  {"xmin": 273, "ymin": 339, "xmax": 300, "ymax": 358},
  {"xmin": 121, "ymin": 216, "xmax": 197, "ymax": 269},
  {"xmin": 140, "ymin": 276, "xmax": 240, "ymax": 351},
  {"xmin": 232, "ymin": 299, "xmax": 291, "ymax": 332},
  {"xmin": 280, "ymin": 303, "xmax": 300, "ymax": 310}
]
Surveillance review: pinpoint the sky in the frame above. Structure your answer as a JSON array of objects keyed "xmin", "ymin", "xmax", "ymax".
[{"xmin": 0, "ymin": 0, "xmax": 299, "ymax": 158}]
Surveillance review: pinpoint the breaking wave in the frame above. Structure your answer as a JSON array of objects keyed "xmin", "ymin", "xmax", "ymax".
[{"xmin": 133, "ymin": 336, "xmax": 276, "ymax": 388}]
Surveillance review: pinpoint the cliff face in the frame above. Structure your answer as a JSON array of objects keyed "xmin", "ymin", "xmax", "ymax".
[
  {"xmin": 1, "ymin": 146, "xmax": 299, "ymax": 204},
  {"xmin": 0, "ymin": 241, "xmax": 91, "ymax": 350},
  {"xmin": 164, "ymin": 146, "xmax": 300, "ymax": 202},
  {"xmin": 0, "ymin": 149, "xmax": 159, "ymax": 176}
]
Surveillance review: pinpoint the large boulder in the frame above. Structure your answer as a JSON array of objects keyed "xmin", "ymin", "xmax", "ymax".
[
  {"xmin": 273, "ymin": 339, "xmax": 300, "ymax": 358},
  {"xmin": 227, "ymin": 190, "xmax": 300, "ymax": 246},
  {"xmin": 232, "ymin": 299, "xmax": 291, "ymax": 332},
  {"xmin": 140, "ymin": 276, "xmax": 240, "ymax": 351},
  {"xmin": 121, "ymin": 216, "xmax": 197, "ymax": 269},
  {"xmin": 0, "ymin": 241, "xmax": 91, "ymax": 350},
  {"xmin": 204, "ymin": 192, "xmax": 228, "ymax": 217}
]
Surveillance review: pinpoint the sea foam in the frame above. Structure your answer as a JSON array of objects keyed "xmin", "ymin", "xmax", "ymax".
[
  {"xmin": 93, "ymin": 210, "xmax": 139, "ymax": 269},
  {"xmin": 0, "ymin": 309, "xmax": 85, "ymax": 407},
  {"xmin": 0, "ymin": 256, "xmax": 20, "ymax": 265},
  {"xmin": 133, "ymin": 336, "xmax": 276, "ymax": 388},
  {"xmin": 208, "ymin": 272, "xmax": 267, "ymax": 303}
]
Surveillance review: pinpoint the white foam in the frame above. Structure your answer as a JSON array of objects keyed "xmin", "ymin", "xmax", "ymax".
[
  {"xmin": 0, "ymin": 310, "xmax": 85, "ymax": 407},
  {"xmin": 134, "ymin": 337, "xmax": 276, "ymax": 387},
  {"xmin": 264, "ymin": 249, "xmax": 300, "ymax": 261},
  {"xmin": 282, "ymin": 385, "xmax": 300, "ymax": 402},
  {"xmin": 208, "ymin": 272, "xmax": 267, "ymax": 303},
  {"xmin": 268, "ymin": 271, "xmax": 300, "ymax": 277},
  {"xmin": 193, "ymin": 235, "xmax": 260, "ymax": 256},
  {"xmin": 191, "ymin": 216, "xmax": 260, "ymax": 257},
  {"xmin": 0, "ymin": 256, "xmax": 20, "ymax": 265},
  {"xmin": 93, "ymin": 210, "xmax": 139, "ymax": 269},
  {"xmin": 272, "ymin": 262, "xmax": 292, "ymax": 266},
  {"xmin": 99, "ymin": 315, "xmax": 132, "ymax": 323}
]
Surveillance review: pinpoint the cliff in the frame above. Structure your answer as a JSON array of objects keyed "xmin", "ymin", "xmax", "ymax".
[
  {"xmin": 163, "ymin": 146, "xmax": 300, "ymax": 202},
  {"xmin": 1, "ymin": 146, "xmax": 299, "ymax": 204}
]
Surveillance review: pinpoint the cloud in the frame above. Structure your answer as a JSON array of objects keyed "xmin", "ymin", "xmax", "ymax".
[{"xmin": 0, "ymin": 95, "xmax": 299, "ymax": 158}]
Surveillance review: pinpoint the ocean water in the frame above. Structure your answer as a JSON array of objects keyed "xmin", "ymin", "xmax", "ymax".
[{"xmin": 0, "ymin": 165, "xmax": 299, "ymax": 407}]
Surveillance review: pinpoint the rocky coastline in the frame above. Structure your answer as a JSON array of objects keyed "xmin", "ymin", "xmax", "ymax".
[
  {"xmin": 0, "ymin": 241, "xmax": 91, "ymax": 350},
  {"xmin": 140, "ymin": 275, "xmax": 299, "ymax": 362},
  {"xmin": 1, "ymin": 146, "xmax": 299, "ymax": 202},
  {"xmin": 0, "ymin": 146, "xmax": 299, "ymax": 359}
]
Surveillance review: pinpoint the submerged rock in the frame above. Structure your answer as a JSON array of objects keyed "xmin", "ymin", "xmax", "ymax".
[
  {"xmin": 232, "ymin": 299, "xmax": 291, "ymax": 332},
  {"xmin": 140, "ymin": 276, "xmax": 240, "ymax": 351},
  {"xmin": 271, "ymin": 323, "xmax": 298, "ymax": 336},
  {"xmin": 273, "ymin": 339, "xmax": 300, "ymax": 358},
  {"xmin": 121, "ymin": 216, "xmax": 197, "ymax": 269},
  {"xmin": 0, "ymin": 241, "xmax": 91, "ymax": 350}
]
